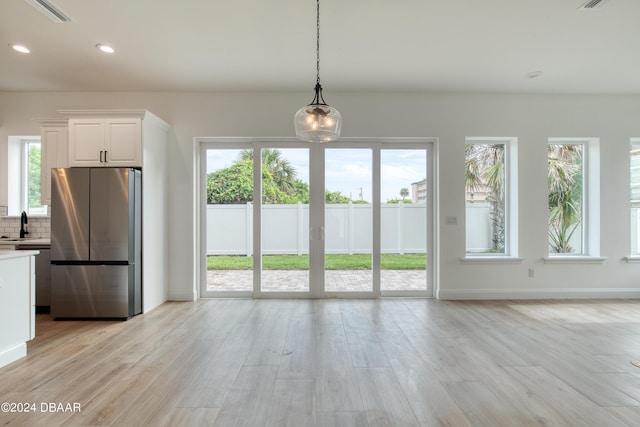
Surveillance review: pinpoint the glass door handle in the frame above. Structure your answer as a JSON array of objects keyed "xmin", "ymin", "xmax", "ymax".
[{"xmin": 309, "ymin": 226, "xmax": 325, "ymax": 241}]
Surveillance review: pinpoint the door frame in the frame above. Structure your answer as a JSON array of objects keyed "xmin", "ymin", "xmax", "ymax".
[{"xmin": 196, "ymin": 137, "xmax": 438, "ymax": 299}]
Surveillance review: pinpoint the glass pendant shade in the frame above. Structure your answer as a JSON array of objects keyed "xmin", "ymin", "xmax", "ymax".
[
  {"xmin": 294, "ymin": 0, "xmax": 342, "ymax": 143},
  {"xmin": 294, "ymin": 101, "xmax": 342, "ymax": 143}
]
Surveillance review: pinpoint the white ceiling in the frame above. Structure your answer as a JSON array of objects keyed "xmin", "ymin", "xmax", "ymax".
[{"xmin": 1, "ymin": 0, "xmax": 639, "ymax": 94}]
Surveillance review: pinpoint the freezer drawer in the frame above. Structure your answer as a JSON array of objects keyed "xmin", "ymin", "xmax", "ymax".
[{"xmin": 51, "ymin": 265, "xmax": 138, "ymax": 319}]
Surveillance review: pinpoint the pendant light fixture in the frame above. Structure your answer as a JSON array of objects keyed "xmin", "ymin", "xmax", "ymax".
[{"xmin": 294, "ymin": 0, "xmax": 342, "ymax": 143}]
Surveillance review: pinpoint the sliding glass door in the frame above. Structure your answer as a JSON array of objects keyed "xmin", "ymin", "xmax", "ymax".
[
  {"xmin": 260, "ymin": 147, "xmax": 310, "ymax": 293},
  {"xmin": 380, "ymin": 149, "xmax": 429, "ymax": 294},
  {"xmin": 202, "ymin": 147, "xmax": 253, "ymax": 296},
  {"xmin": 200, "ymin": 138, "xmax": 434, "ymax": 298},
  {"xmin": 324, "ymin": 148, "xmax": 374, "ymax": 294}
]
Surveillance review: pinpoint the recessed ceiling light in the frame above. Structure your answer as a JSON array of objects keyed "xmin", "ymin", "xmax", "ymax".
[
  {"xmin": 526, "ymin": 71, "xmax": 543, "ymax": 79},
  {"xmin": 9, "ymin": 43, "xmax": 30, "ymax": 54},
  {"xmin": 96, "ymin": 44, "xmax": 115, "ymax": 53}
]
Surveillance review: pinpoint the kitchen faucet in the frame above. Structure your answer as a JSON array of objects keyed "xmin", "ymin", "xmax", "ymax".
[{"xmin": 20, "ymin": 211, "xmax": 29, "ymax": 238}]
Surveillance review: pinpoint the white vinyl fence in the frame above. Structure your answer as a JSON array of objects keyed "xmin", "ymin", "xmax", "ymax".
[
  {"xmin": 206, "ymin": 202, "xmax": 594, "ymax": 256},
  {"xmin": 207, "ymin": 202, "xmax": 499, "ymax": 256},
  {"xmin": 465, "ymin": 203, "xmax": 492, "ymax": 253},
  {"xmin": 207, "ymin": 202, "xmax": 433, "ymax": 255}
]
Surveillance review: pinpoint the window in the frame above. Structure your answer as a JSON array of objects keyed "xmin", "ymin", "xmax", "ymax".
[
  {"xmin": 548, "ymin": 143, "xmax": 583, "ymax": 254},
  {"xmin": 465, "ymin": 138, "xmax": 518, "ymax": 256},
  {"xmin": 23, "ymin": 139, "xmax": 46, "ymax": 215},
  {"xmin": 7, "ymin": 136, "xmax": 46, "ymax": 215},
  {"xmin": 547, "ymin": 138, "xmax": 600, "ymax": 257},
  {"xmin": 630, "ymin": 139, "xmax": 640, "ymax": 255}
]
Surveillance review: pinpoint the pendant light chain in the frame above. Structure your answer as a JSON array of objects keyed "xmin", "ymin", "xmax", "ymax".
[
  {"xmin": 313, "ymin": 0, "xmax": 326, "ymax": 106},
  {"xmin": 316, "ymin": 0, "xmax": 321, "ymax": 86}
]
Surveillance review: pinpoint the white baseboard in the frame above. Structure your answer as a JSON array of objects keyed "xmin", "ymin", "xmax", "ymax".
[
  {"xmin": 438, "ymin": 288, "xmax": 640, "ymax": 300},
  {"xmin": 0, "ymin": 342, "xmax": 26, "ymax": 369}
]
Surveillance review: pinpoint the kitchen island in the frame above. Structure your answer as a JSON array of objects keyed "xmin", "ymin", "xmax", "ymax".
[
  {"xmin": 0, "ymin": 238, "xmax": 51, "ymax": 310},
  {"xmin": 0, "ymin": 250, "xmax": 38, "ymax": 368}
]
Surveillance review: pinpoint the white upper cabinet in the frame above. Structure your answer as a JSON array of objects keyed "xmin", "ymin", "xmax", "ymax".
[
  {"xmin": 68, "ymin": 117, "xmax": 142, "ymax": 167},
  {"xmin": 67, "ymin": 118, "xmax": 102, "ymax": 165},
  {"xmin": 39, "ymin": 119, "xmax": 68, "ymax": 206},
  {"xmin": 106, "ymin": 119, "xmax": 142, "ymax": 166}
]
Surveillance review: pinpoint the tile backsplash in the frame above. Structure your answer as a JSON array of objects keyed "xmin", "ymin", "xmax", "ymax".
[{"xmin": 0, "ymin": 207, "xmax": 51, "ymax": 239}]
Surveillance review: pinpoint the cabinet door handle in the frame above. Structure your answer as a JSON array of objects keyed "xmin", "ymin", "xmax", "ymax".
[
  {"xmin": 104, "ymin": 151, "xmax": 108, "ymax": 163},
  {"xmin": 99, "ymin": 150, "xmax": 104, "ymax": 162}
]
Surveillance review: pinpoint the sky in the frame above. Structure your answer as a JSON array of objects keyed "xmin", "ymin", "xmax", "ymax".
[{"xmin": 206, "ymin": 147, "xmax": 426, "ymax": 202}]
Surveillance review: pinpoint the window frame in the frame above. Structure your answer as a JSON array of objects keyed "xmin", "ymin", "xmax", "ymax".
[
  {"xmin": 630, "ymin": 138, "xmax": 640, "ymax": 256},
  {"xmin": 546, "ymin": 137, "xmax": 600, "ymax": 259},
  {"xmin": 7, "ymin": 136, "xmax": 46, "ymax": 216},
  {"xmin": 21, "ymin": 138, "xmax": 46, "ymax": 215},
  {"xmin": 464, "ymin": 137, "xmax": 518, "ymax": 258}
]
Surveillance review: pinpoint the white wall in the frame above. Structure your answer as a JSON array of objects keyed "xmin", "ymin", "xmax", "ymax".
[{"xmin": 1, "ymin": 91, "xmax": 640, "ymax": 300}]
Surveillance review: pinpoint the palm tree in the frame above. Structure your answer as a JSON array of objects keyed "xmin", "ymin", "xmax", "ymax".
[
  {"xmin": 465, "ymin": 144, "xmax": 505, "ymax": 252},
  {"xmin": 548, "ymin": 144, "xmax": 582, "ymax": 253},
  {"xmin": 465, "ymin": 145, "xmax": 505, "ymax": 195},
  {"xmin": 465, "ymin": 145, "xmax": 483, "ymax": 194},
  {"xmin": 240, "ymin": 149, "xmax": 297, "ymax": 195},
  {"xmin": 400, "ymin": 188, "xmax": 409, "ymax": 200}
]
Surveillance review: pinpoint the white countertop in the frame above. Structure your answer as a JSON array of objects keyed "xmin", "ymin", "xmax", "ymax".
[
  {"xmin": 0, "ymin": 238, "xmax": 50, "ymax": 247},
  {"xmin": 0, "ymin": 250, "xmax": 40, "ymax": 260}
]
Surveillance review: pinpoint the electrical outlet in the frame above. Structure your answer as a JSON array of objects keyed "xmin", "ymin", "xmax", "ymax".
[{"xmin": 528, "ymin": 268, "xmax": 535, "ymax": 278}]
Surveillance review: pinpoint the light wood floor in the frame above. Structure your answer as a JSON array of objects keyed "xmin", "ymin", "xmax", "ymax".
[{"xmin": 3, "ymin": 298, "xmax": 640, "ymax": 426}]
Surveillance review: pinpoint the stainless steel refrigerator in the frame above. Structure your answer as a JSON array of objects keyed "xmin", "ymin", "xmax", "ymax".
[{"xmin": 50, "ymin": 167, "xmax": 142, "ymax": 319}]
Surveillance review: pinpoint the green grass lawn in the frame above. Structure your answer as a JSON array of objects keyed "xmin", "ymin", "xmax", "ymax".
[{"xmin": 207, "ymin": 254, "xmax": 426, "ymax": 270}]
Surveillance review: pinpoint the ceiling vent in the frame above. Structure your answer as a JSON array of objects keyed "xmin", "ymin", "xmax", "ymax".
[
  {"xmin": 579, "ymin": 0, "xmax": 611, "ymax": 10},
  {"xmin": 24, "ymin": 0, "xmax": 71, "ymax": 23}
]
